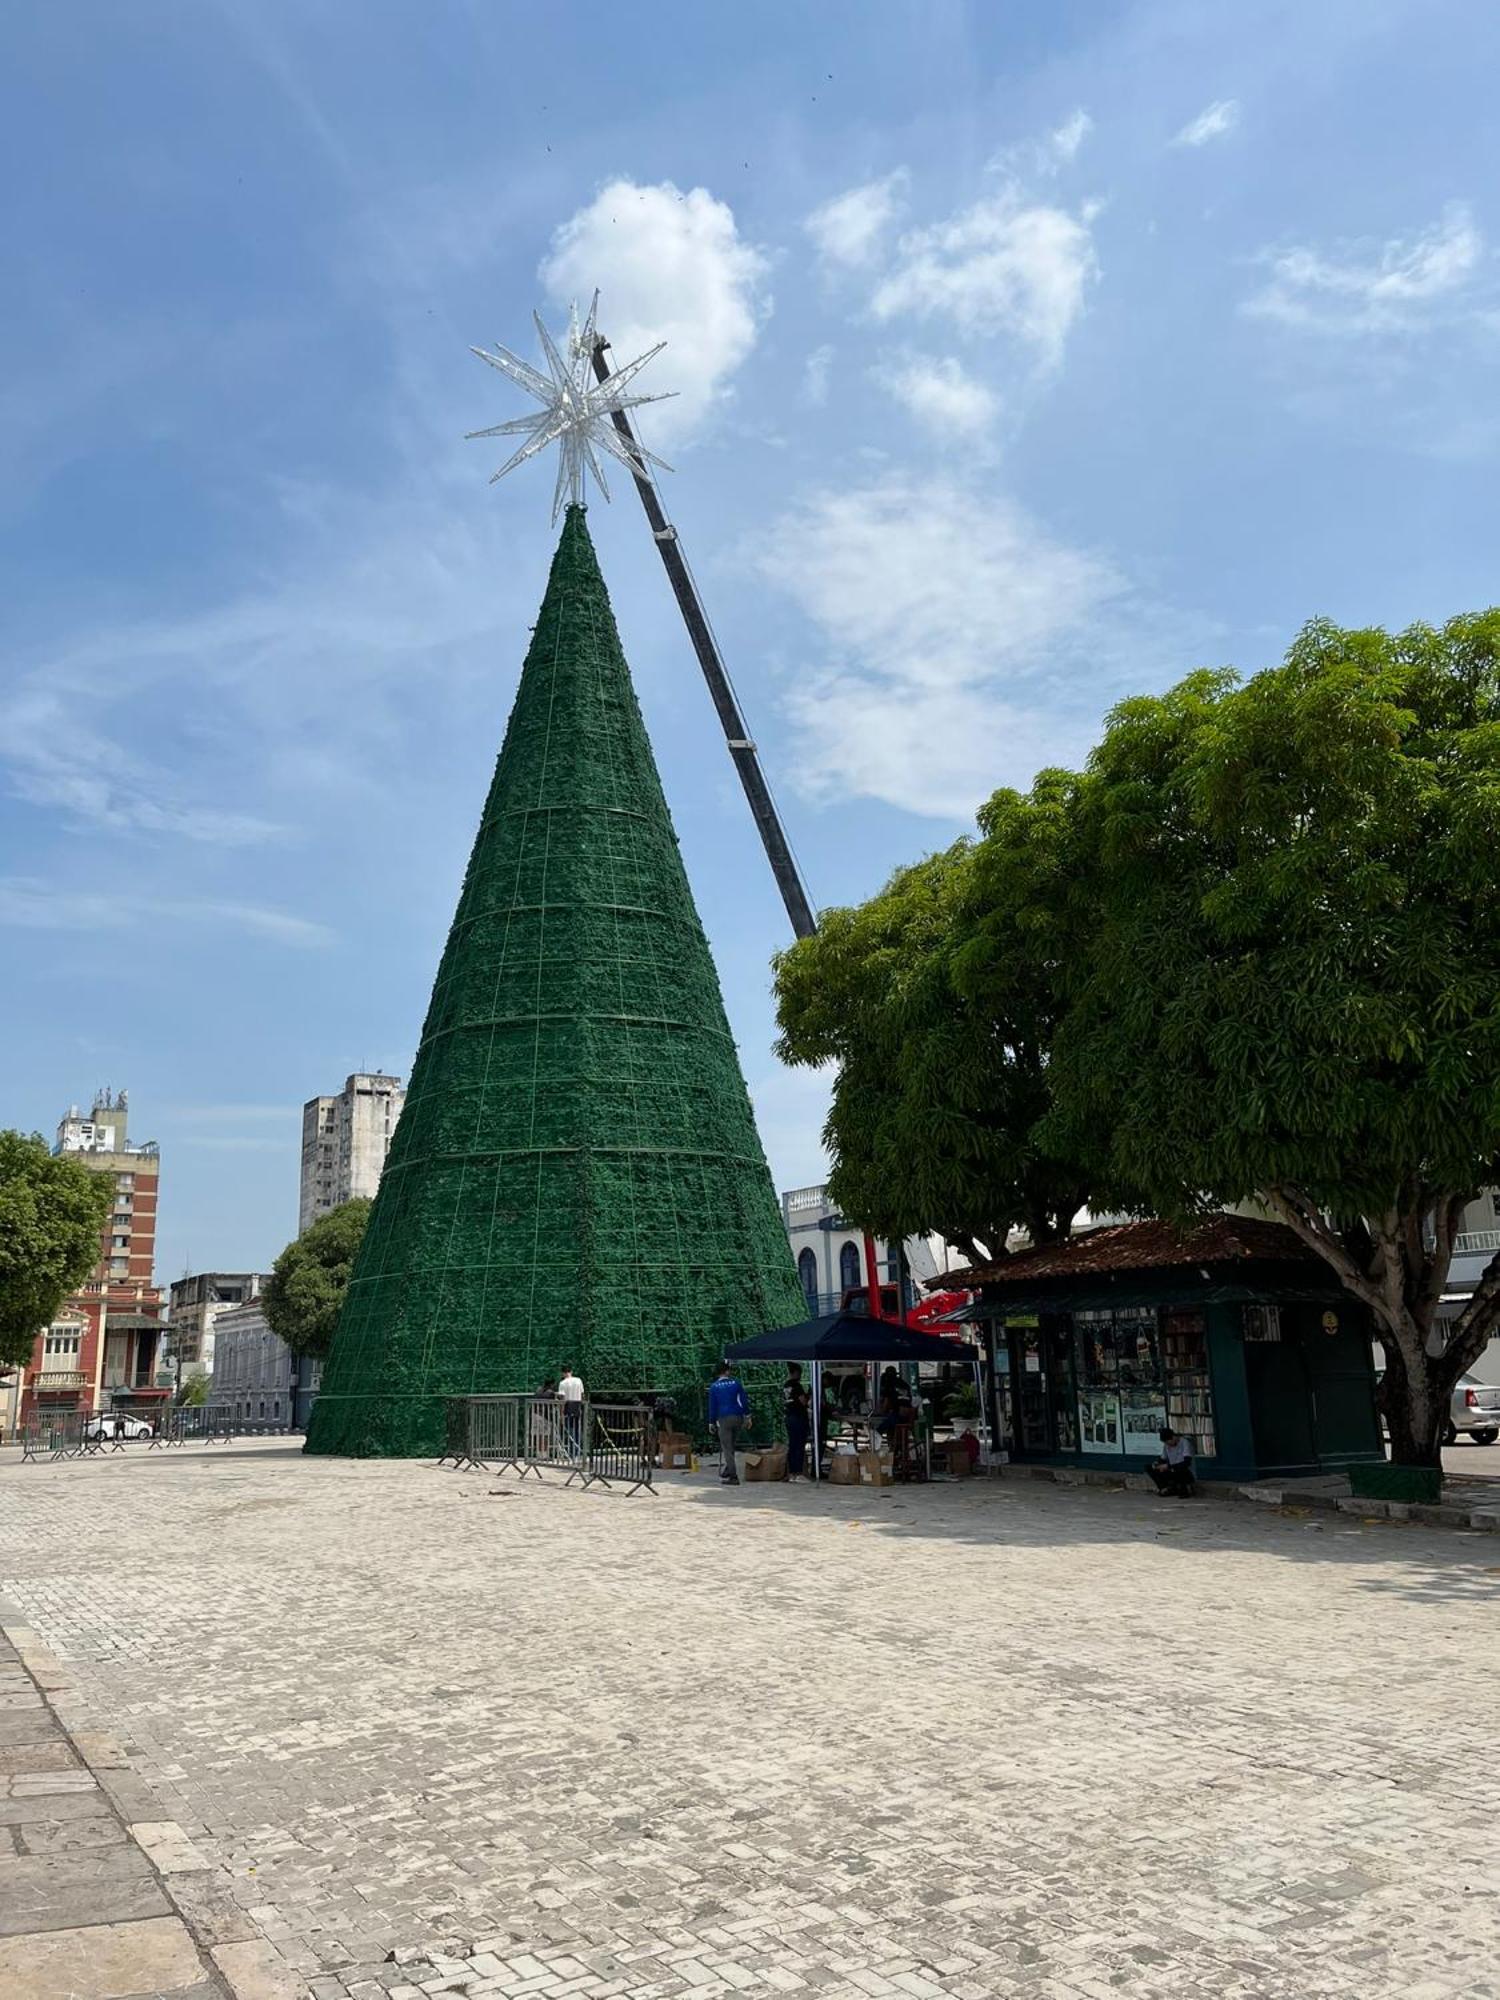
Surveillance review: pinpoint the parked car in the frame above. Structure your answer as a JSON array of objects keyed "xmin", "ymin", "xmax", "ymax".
[
  {"xmin": 82, "ymin": 1413, "xmax": 154, "ymax": 1441},
  {"xmin": 1446, "ymin": 1375, "xmax": 1500, "ymax": 1446}
]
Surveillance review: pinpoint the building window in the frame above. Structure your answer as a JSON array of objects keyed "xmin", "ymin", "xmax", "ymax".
[
  {"xmin": 44, "ymin": 1331, "xmax": 81, "ymax": 1357},
  {"xmin": 112, "ymin": 1234, "xmax": 130, "ymax": 1249},
  {"xmin": 110, "ymin": 1257, "xmax": 129, "ymax": 1275},
  {"xmin": 797, "ymin": 1249, "xmax": 819, "ymax": 1314},
  {"xmin": 839, "ymin": 1241, "xmax": 863, "ymax": 1295}
]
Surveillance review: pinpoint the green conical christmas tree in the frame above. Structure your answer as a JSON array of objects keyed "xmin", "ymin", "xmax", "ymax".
[{"xmin": 305, "ymin": 507, "xmax": 806, "ymax": 1457}]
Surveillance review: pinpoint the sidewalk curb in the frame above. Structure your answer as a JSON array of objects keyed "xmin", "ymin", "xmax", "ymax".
[
  {"xmin": 0, "ymin": 1593, "xmax": 307, "ymax": 2000},
  {"xmin": 997, "ymin": 1460, "xmax": 1500, "ymax": 1532}
]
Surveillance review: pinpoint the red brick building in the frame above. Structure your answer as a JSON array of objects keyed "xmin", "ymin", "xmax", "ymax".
[{"xmin": 13, "ymin": 1090, "xmax": 168, "ymax": 1428}]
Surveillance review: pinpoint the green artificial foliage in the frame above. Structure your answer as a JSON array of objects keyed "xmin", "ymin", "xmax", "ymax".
[
  {"xmin": 0, "ymin": 1130, "xmax": 113, "ymax": 1369},
  {"xmin": 263, "ymin": 1199, "xmax": 372, "ymax": 1361},
  {"xmin": 306, "ymin": 507, "xmax": 804, "ymax": 1457}
]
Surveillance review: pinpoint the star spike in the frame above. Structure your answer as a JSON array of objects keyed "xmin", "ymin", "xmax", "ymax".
[{"xmin": 469, "ymin": 302, "xmax": 676, "ymax": 522}]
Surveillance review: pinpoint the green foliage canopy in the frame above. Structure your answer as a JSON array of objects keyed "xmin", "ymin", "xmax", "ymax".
[
  {"xmin": 263, "ymin": 1199, "xmax": 371, "ymax": 1360},
  {"xmin": 774, "ymin": 610, "xmax": 1500, "ymax": 1466},
  {"xmin": 1047, "ymin": 612, "xmax": 1500, "ymax": 1459},
  {"xmin": 774, "ymin": 772, "xmax": 1094, "ymax": 1262},
  {"xmin": 0, "ymin": 1131, "xmax": 113, "ymax": 1370}
]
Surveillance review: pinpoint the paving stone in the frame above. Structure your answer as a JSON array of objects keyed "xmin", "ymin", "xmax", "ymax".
[
  {"xmin": 0, "ymin": 1912, "xmax": 203, "ymax": 1998},
  {"xmin": 0, "ymin": 1844, "xmax": 170, "ymax": 1935},
  {"xmin": 0, "ymin": 1739, "xmax": 82, "ymax": 1776},
  {"xmin": 4, "ymin": 1445, "xmax": 1500, "ymax": 2000},
  {"xmin": 0, "ymin": 1710, "xmax": 64, "ymax": 1747},
  {"xmin": 131, "ymin": 1817, "xmax": 210, "ymax": 1872},
  {"xmin": 0, "ymin": 1787, "xmax": 113, "ymax": 1825},
  {"xmin": 16, "ymin": 1812, "xmax": 132, "ymax": 1854}
]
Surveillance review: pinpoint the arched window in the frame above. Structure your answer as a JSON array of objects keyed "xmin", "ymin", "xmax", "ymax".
[
  {"xmin": 797, "ymin": 1248, "xmax": 819, "ymax": 1313},
  {"xmin": 839, "ymin": 1240, "xmax": 863, "ymax": 1296}
]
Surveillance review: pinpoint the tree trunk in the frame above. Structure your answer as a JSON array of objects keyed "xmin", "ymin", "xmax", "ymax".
[
  {"xmin": 1378, "ymin": 1338, "xmax": 1446, "ymax": 1468},
  {"xmin": 1262, "ymin": 1189, "xmax": 1492, "ymax": 1476}
]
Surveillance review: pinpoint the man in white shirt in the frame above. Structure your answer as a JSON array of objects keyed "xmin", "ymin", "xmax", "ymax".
[
  {"xmin": 1148, "ymin": 1427, "xmax": 1195, "ymax": 1497},
  {"xmin": 558, "ymin": 1366, "xmax": 585, "ymax": 1455}
]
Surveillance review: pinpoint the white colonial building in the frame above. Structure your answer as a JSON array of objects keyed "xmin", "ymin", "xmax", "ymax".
[{"xmin": 780, "ymin": 1184, "xmax": 954, "ymax": 1317}]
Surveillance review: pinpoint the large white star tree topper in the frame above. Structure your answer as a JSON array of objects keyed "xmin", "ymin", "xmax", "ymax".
[{"xmin": 466, "ymin": 294, "xmax": 676, "ymax": 522}]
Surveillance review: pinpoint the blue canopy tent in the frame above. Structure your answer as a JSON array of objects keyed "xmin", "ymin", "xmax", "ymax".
[{"xmin": 724, "ymin": 1311, "xmax": 981, "ymax": 1481}]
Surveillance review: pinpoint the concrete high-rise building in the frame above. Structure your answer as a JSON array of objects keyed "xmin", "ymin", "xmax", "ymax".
[
  {"xmin": 298, "ymin": 1073, "xmax": 405, "ymax": 1233},
  {"xmin": 12, "ymin": 1090, "xmax": 167, "ymax": 1428}
]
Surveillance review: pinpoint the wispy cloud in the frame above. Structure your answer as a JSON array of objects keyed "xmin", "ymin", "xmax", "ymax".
[
  {"xmin": 802, "ymin": 344, "xmax": 835, "ymax": 407},
  {"xmin": 752, "ymin": 475, "xmax": 1136, "ymax": 817},
  {"xmin": 162, "ymin": 1103, "xmax": 301, "ymax": 1125},
  {"xmin": 173, "ymin": 1134, "xmax": 299, "ymax": 1153},
  {"xmin": 805, "ymin": 170, "xmax": 910, "ymax": 272},
  {"xmin": 1245, "ymin": 202, "xmax": 1486, "ymax": 334},
  {"xmin": 870, "ymin": 184, "xmax": 1099, "ymax": 366},
  {"xmin": 872, "ymin": 353, "xmax": 999, "ymax": 438},
  {"xmin": 0, "ymin": 878, "xmax": 334, "ymax": 947},
  {"xmin": 1172, "ymin": 99, "xmax": 1240, "ymax": 147}
]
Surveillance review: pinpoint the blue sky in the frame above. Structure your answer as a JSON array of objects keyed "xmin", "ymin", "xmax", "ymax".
[{"xmin": 4, "ymin": 0, "xmax": 1498, "ymax": 1281}]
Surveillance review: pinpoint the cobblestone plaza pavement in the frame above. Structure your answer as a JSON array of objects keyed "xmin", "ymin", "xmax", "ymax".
[{"xmin": 3, "ymin": 1442, "xmax": 1499, "ymax": 2000}]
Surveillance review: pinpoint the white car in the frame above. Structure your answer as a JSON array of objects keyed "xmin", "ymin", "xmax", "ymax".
[
  {"xmin": 83, "ymin": 1413, "xmax": 154, "ymax": 1441},
  {"xmin": 1446, "ymin": 1376, "xmax": 1500, "ymax": 1446}
]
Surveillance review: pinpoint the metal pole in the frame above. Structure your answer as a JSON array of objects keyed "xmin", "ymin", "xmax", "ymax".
[
  {"xmin": 813, "ymin": 1359, "xmax": 822, "ymax": 1482},
  {"xmin": 590, "ymin": 336, "xmax": 818, "ymax": 942}
]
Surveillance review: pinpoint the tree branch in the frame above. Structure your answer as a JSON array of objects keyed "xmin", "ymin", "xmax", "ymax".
[
  {"xmin": 1448, "ymin": 1246, "xmax": 1500, "ymax": 1375},
  {"xmin": 1262, "ymin": 1186, "xmax": 1394, "ymax": 1329}
]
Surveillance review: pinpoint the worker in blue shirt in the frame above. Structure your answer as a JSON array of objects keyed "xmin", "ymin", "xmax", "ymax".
[{"xmin": 706, "ymin": 1361, "xmax": 750, "ymax": 1485}]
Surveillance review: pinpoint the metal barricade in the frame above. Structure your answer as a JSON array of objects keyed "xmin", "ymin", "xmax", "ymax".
[
  {"xmin": 19, "ymin": 1413, "xmax": 89, "ymax": 1462},
  {"xmin": 435, "ymin": 1395, "xmax": 655, "ymax": 1494},
  {"xmin": 581, "ymin": 1403, "xmax": 657, "ymax": 1496},
  {"xmin": 470, "ymin": 1395, "xmax": 530, "ymax": 1474}
]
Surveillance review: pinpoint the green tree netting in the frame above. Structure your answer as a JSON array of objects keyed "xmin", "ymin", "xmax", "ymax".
[{"xmin": 305, "ymin": 506, "xmax": 806, "ymax": 1457}]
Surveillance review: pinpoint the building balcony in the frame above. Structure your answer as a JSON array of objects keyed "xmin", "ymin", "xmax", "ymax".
[{"xmin": 34, "ymin": 1370, "xmax": 87, "ymax": 1391}]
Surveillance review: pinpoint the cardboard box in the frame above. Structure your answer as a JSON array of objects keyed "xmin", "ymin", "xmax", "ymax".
[
  {"xmin": 743, "ymin": 1446, "xmax": 787, "ymax": 1483},
  {"xmin": 858, "ymin": 1450, "xmax": 893, "ymax": 1487},
  {"xmin": 656, "ymin": 1430, "xmax": 693, "ymax": 1469},
  {"xmin": 828, "ymin": 1453, "xmax": 863, "ymax": 1485}
]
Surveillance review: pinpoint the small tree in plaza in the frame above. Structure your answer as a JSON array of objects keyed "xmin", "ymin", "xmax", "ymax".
[
  {"xmin": 1049, "ymin": 612, "xmax": 1500, "ymax": 1468},
  {"xmin": 0, "ymin": 1130, "xmax": 113, "ymax": 1369},
  {"xmin": 263, "ymin": 1199, "xmax": 371, "ymax": 1360}
]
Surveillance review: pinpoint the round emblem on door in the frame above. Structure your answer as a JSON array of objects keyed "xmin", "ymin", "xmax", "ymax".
[{"xmin": 1321, "ymin": 1310, "xmax": 1339, "ymax": 1335}]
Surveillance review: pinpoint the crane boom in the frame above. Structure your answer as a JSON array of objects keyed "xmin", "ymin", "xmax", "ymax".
[{"xmin": 589, "ymin": 336, "xmax": 818, "ymax": 941}]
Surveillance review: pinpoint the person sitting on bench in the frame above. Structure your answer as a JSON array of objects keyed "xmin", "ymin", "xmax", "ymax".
[{"xmin": 1148, "ymin": 1427, "xmax": 1195, "ymax": 1496}]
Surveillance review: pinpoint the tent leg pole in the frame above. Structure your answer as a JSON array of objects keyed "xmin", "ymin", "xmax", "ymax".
[{"xmin": 813, "ymin": 1361, "xmax": 821, "ymax": 1482}]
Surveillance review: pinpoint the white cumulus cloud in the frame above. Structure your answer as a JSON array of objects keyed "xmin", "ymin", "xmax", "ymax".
[
  {"xmin": 0, "ymin": 878, "xmax": 333, "ymax": 947},
  {"xmin": 753, "ymin": 476, "xmax": 1127, "ymax": 816},
  {"xmin": 870, "ymin": 186, "xmax": 1099, "ymax": 366},
  {"xmin": 805, "ymin": 170, "xmax": 910, "ymax": 271},
  {"xmin": 873, "ymin": 354, "xmax": 999, "ymax": 437},
  {"xmin": 1172, "ymin": 99, "xmax": 1240, "ymax": 147},
  {"xmin": 1245, "ymin": 202, "xmax": 1485, "ymax": 334},
  {"xmin": 541, "ymin": 179, "xmax": 769, "ymax": 444}
]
